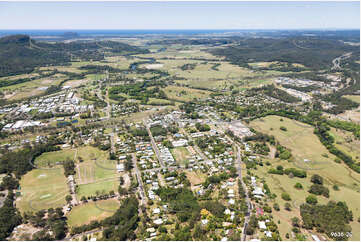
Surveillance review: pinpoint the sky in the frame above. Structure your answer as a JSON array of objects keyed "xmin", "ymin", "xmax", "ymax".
[{"xmin": 0, "ymin": 1, "xmax": 359, "ymax": 30}]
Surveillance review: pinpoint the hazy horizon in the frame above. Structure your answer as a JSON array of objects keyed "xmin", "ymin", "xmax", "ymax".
[{"xmin": 0, "ymin": 1, "xmax": 359, "ymax": 30}]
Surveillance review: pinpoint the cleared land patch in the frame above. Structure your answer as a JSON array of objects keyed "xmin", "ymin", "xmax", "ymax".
[
  {"xmin": 329, "ymin": 127, "xmax": 360, "ymax": 161},
  {"xmin": 34, "ymin": 149, "xmax": 76, "ymax": 168},
  {"xmin": 75, "ymin": 146, "xmax": 120, "ymax": 198},
  {"xmin": 17, "ymin": 167, "xmax": 69, "ymax": 213},
  {"xmin": 249, "ymin": 115, "xmax": 360, "ymax": 240},
  {"xmin": 343, "ymin": 95, "xmax": 360, "ymax": 104},
  {"xmin": 163, "ymin": 85, "xmax": 212, "ymax": 102},
  {"xmin": 185, "ymin": 171, "xmax": 206, "ymax": 186},
  {"xmin": 67, "ymin": 199, "xmax": 119, "ymax": 227},
  {"xmin": 170, "ymin": 147, "xmax": 191, "ymax": 166}
]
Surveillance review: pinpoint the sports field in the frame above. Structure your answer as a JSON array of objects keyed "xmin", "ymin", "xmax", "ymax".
[
  {"xmin": 75, "ymin": 146, "xmax": 120, "ymax": 198},
  {"xmin": 249, "ymin": 115, "xmax": 360, "ymax": 240},
  {"xmin": 34, "ymin": 149, "xmax": 76, "ymax": 168},
  {"xmin": 67, "ymin": 199, "xmax": 119, "ymax": 227},
  {"xmin": 16, "ymin": 167, "xmax": 69, "ymax": 213}
]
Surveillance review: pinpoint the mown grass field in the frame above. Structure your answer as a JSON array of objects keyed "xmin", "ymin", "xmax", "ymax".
[
  {"xmin": 170, "ymin": 147, "xmax": 191, "ymax": 166},
  {"xmin": 1, "ymin": 76, "xmax": 65, "ymax": 100},
  {"xmin": 34, "ymin": 149, "xmax": 76, "ymax": 168},
  {"xmin": 17, "ymin": 167, "xmax": 69, "ymax": 213},
  {"xmin": 148, "ymin": 98, "xmax": 174, "ymax": 106},
  {"xmin": 249, "ymin": 115, "xmax": 360, "ymax": 240},
  {"xmin": 75, "ymin": 146, "xmax": 120, "ymax": 198},
  {"xmin": 67, "ymin": 199, "xmax": 119, "ymax": 227},
  {"xmin": 344, "ymin": 95, "xmax": 360, "ymax": 104}
]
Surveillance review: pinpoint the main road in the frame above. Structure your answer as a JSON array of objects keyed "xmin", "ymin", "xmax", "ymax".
[
  {"xmin": 132, "ymin": 153, "xmax": 146, "ymax": 205},
  {"xmin": 207, "ymin": 114, "xmax": 252, "ymax": 241},
  {"xmin": 143, "ymin": 120, "xmax": 165, "ymax": 168}
]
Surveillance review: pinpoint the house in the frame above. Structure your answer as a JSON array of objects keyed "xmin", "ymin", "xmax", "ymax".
[
  {"xmin": 119, "ymin": 155, "xmax": 127, "ymax": 160},
  {"xmin": 252, "ymin": 187, "xmax": 264, "ymax": 196},
  {"xmin": 172, "ymin": 139, "xmax": 188, "ymax": 147},
  {"xmin": 256, "ymin": 207, "xmax": 264, "ymax": 216},
  {"xmin": 201, "ymin": 219, "xmax": 208, "ymax": 225},
  {"xmin": 153, "ymin": 208, "xmax": 160, "ymax": 214},
  {"xmin": 116, "ymin": 163, "xmax": 124, "ymax": 173},
  {"xmin": 311, "ymin": 235, "xmax": 321, "ymax": 242},
  {"xmin": 258, "ymin": 221, "xmax": 267, "ymax": 230},
  {"xmin": 264, "ymin": 231, "xmax": 272, "ymax": 238},
  {"xmin": 222, "ymin": 222, "xmax": 232, "ymax": 227},
  {"xmin": 153, "ymin": 218, "xmax": 163, "ymax": 225}
]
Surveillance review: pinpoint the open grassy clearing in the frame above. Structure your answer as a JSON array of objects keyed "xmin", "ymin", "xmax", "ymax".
[
  {"xmin": 249, "ymin": 115, "xmax": 360, "ymax": 188},
  {"xmin": 337, "ymin": 108, "xmax": 360, "ymax": 123},
  {"xmin": 75, "ymin": 146, "xmax": 120, "ymax": 198},
  {"xmin": 16, "ymin": 167, "xmax": 69, "ymax": 213},
  {"xmin": 248, "ymin": 61, "xmax": 306, "ymax": 69},
  {"xmin": 0, "ymin": 72, "xmax": 40, "ymax": 82},
  {"xmin": 251, "ymin": 158, "xmax": 360, "ymax": 241},
  {"xmin": 185, "ymin": 170, "xmax": 206, "ymax": 186},
  {"xmin": 1, "ymin": 76, "xmax": 65, "ymax": 100},
  {"xmin": 160, "ymin": 59, "xmax": 276, "ymax": 90},
  {"xmin": 39, "ymin": 65, "xmax": 86, "ymax": 74},
  {"xmin": 122, "ymin": 105, "xmax": 176, "ymax": 122},
  {"xmin": 63, "ymin": 78, "xmax": 90, "ymax": 88},
  {"xmin": 67, "ymin": 199, "xmax": 119, "ymax": 227},
  {"xmin": 136, "ymin": 46, "xmax": 220, "ymax": 60},
  {"xmin": 250, "ymin": 115, "xmax": 338, "ymax": 169},
  {"xmin": 34, "ymin": 149, "xmax": 76, "ymax": 168},
  {"xmin": 86, "ymin": 73, "xmax": 107, "ymax": 81},
  {"xmin": 163, "ymin": 85, "xmax": 212, "ymax": 102},
  {"xmin": 329, "ymin": 127, "xmax": 360, "ymax": 161},
  {"xmin": 343, "ymin": 95, "xmax": 360, "ymax": 104},
  {"xmin": 148, "ymin": 98, "xmax": 174, "ymax": 106},
  {"xmin": 170, "ymin": 147, "xmax": 191, "ymax": 166},
  {"xmin": 249, "ymin": 115, "xmax": 360, "ymax": 240},
  {"xmin": 104, "ymin": 56, "xmax": 138, "ymax": 69}
]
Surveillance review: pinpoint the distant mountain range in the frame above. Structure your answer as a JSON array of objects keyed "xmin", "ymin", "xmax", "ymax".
[{"xmin": 0, "ymin": 34, "xmax": 149, "ymax": 77}]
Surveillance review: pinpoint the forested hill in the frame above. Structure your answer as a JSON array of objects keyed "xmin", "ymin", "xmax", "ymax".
[
  {"xmin": 208, "ymin": 37, "xmax": 360, "ymax": 70},
  {"xmin": 0, "ymin": 34, "xmax": 149, "ymax": 77}
]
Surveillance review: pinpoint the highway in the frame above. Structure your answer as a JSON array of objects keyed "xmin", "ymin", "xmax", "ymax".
[{"xmin": 331, "ymin": 52, "xmax": 352, "ymax": 70}]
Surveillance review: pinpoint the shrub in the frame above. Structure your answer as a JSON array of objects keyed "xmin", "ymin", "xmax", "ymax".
[
  {"xmin": 273, "ymin": 203, "xmax": 280, "ymax": 211},
  {"xmin": 280, "ymin": 126, "xmax": 287, "ymax": 131},
  {"xmin": 310, "ymin": 174, "xmax": 323, "ymax": 185},
  {"xmin": 284, "ymin": 203, "xmax": 292, "ymax": 211},
  {"xmin": 294, "ymin": 183, "xmax": 303, "ymax": 189},
  {"xmin": 281, "ymin": 192, "xmax": 291, "ymax": 201},
  {"xmin": 284, "ymin": 168, "xmax": 307, "ymax": 178},
  {"xmin": 308, "ymin": 184, "xmax": 329, "ymax": 198},
  {"xmin": 306, "ymin": 195, "xmax": 318, "ymax": 205}
]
